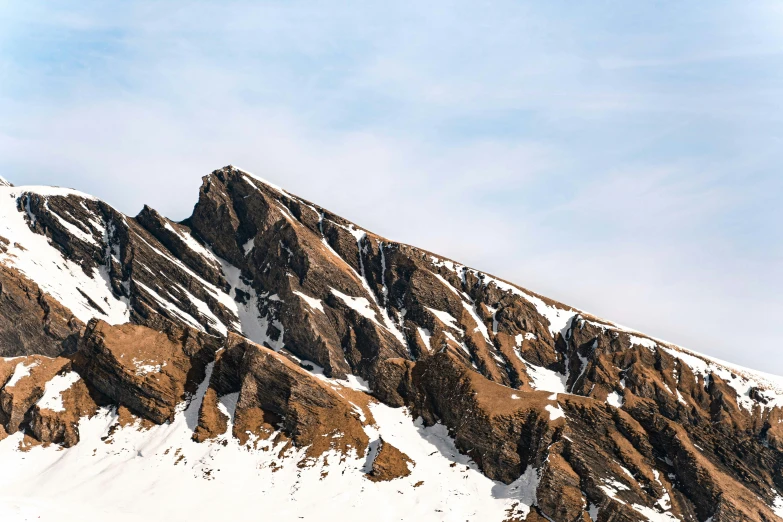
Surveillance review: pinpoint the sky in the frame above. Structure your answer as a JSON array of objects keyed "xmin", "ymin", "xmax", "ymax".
[{"xmin": 1, "ymin": 1, "xmax": 782, "ymax": 372}]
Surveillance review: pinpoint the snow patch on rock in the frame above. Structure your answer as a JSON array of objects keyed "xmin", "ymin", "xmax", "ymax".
[
  {"xmin": 607, "ymin": 391, "xmax": 624, "ymax": 408},
  {"xmin": 0, "ymin": 186, "xmax": 130, "ymax": 325},
  {"xmin": 0, "ymin": 364, "xmax": 534, "ymax": 522},
  {"xmin": 331, "ymin": 289, "xmax": 380, "ymax": 325},
  {"xmin": 426, "ymin": 307, "xmax": 460, "ymax": 331},
  {"xmin": 292, "ymin": 290, "xmax": 324, "ymax": 313},
  {"xmin": 36, "ymin": 372, "xmax": 81, "ymax": 412},
  {"xmin": 524, "ymin": 362, "xmax": 568, "ymax": 395},
  {"xmin": 545, "ymin": 403, "xmax": 564, "ymax": 421},
  {"xmin": 6, "ymin": 361, "xmax": 40, "ymax": 388}
]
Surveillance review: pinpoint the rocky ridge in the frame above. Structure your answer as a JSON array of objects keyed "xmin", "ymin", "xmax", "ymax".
[{"xmin": 1, "ymin": 167, "xmax": 782, "ymax": 521}]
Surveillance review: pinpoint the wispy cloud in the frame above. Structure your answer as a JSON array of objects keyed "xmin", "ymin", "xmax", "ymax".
[{"xmin": 0, "ymin": 0, "xmax": 781, "ymax": 371}]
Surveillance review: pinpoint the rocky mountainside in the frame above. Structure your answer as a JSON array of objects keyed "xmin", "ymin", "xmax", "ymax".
[{"xmin": 1, "ymin": 166, "xmax": 782, "ymax": 522}]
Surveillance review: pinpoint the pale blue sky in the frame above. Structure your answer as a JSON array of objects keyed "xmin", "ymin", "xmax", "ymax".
[{"xmin": 1, "ymin": 1, "xmax": 782, "ymax": 371}]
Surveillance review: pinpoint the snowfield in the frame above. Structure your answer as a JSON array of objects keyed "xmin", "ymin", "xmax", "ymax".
[{"xmin": 0, "ymin": 365, "xmax": 534, "ymax": 522}]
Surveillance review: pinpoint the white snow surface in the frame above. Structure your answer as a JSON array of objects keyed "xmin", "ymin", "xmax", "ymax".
[
  {"xmin": 523, "ymin": 362, "xmax": 568, "ymax": 394},
  {"xmin": 462, "ymin": 301, "xmax": 491, "ymax": 342},
  {"xmin": 292, "ymin": 290, "xmax": 324, "ymax": 313},
  {"xmin": 0, "ymin": 186, "xmax": 130, "ymax": 325},
  {"xmin": 0, "ymin": 365, "xmax": 535, "ymax": 522},
  {"xmin": 606, "ymin": 391, "xmax": 624, "ymax": 408},
  {"xmin": 587, "ymin": 503, "xmax": 600, "ymax": 521},
  {"xmin": 629, "ymin": 335, "xmax": 657, "ymax": 350},
  {"xmin": 331, "ymin": 288, "xmax": 380, "ymax": 325},
  {"xmin": 242, "ymin": 237, "xmax": 255, "ymax": 255},
  {"xmin": 772, "ymin": 492, "xmax": 783, "ymax": 518},
  {"xmin": 163, "ymin": 222, "xmax": 219, "ymax": 265},
  {"xmin": 417, "ymin": 327, "xmax": 433, "ymax": 352},
  {"xmin": 545, "ymin": 403, "xmax": 565, "ymax": 421},
  {"xmin": 426, "ymin": 307, "xmax": 460, "ymax": 331},
  {"xmin": 5, "ymin": 361, "xmax": 40, "ymax": 388},
  {"xmin": 652, "ymin": 471, "xmax": 672, "ymax": 511},
  {"xmin": 661, "ymin": 345, "xmax": 783, "ymax": 413},
  {"xmin": 36, "ymin": 372, "xmax": 81, "ymax": 412},
  {"xmin": 217, "ymin": 260, "xmax": 268, "ymax": 345}
]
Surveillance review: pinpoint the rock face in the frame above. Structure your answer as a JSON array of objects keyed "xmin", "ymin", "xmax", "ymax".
[
  {"xmin": 0, "ymin": 264, "xmax": 83, "ymax": 357},
  {"xmin": 1, "ymin": 355, "xmax": 72, "ymax": 434},
  {"xmin": 192, "ymin": 332, "xmax": 374, "ymax": 464},
  {"xmin": 366, "ymin": 437, "xmax": 414, "ymax": 482},
  {"xmin": 74, "ymin": 319, "xmax": 220, "ymax": 423},
  {"xmin": 1, "ymin": 168, "xmax": 783, "ymax": 521}
]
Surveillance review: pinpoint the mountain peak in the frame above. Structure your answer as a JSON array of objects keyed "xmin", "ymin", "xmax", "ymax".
[{"xmin": 1, "ymin": 169, "xmax": 782, "ymax": 521}]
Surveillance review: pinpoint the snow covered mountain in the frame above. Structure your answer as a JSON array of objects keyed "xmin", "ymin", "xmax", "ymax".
[{"xmin": 1, "ymin": 166, "xmax": 782, "ymax": 521}]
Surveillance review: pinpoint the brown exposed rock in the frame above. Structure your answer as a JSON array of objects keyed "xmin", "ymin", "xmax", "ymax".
[
  {"xmin": 0, "ymin": 264, "xmax": 83, "ymax": 357},
  {"xmin": 370, "ymin": 357, "xmax": 414, "ymax": 407},
  {"xmin": 5, "ymin": 167, "xmax": 783, "ymax": 519},
  {"xmin": 233, "ymin": 339, "xmax": 371, "ymax": 461},
  {"xmin": 192, "ymin": 387, "xmax": 228, "ymax": 443},
  {"xmin": 0, "ymin": 355, "xmax": 71, "ymax": 434},
  {"xmin": 28, "ymin": 376, "xmax": 100, "ymax": 447},
  {"xmin": 74, "ymin": 319, "xmax": 220, "ymax": 423},
  {"xmin": 188, "ymin": 167, "xmax": 410, "ymax": 379},
  {"xmin": 191, "ymin": 333, "xmax": 377, "ymax": 465},
  {"xmin": 366, "ymin": 437, "xmax": 414, "ymax": 482},
  {"xmin": 408, "ymin": 349, "xmax": 559, "ymax": 484},
  {"xmin": 535, "ymin": 451, "xmax": 587, "ymax": 521}
]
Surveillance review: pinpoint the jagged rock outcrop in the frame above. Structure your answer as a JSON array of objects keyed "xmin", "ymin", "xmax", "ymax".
[
  {"xmin": 73, "ymin": 319, "xmax": 220, "ymax": 423},
  {"xmin": 2, "ymin": 168, "xmax": 783, "ymax": 521},
  {"xmin": 27, "ymin": 374, "xmax": 100, "ymax": 447},
  {"xmin": 366, "ymin": 437, "xmax": 414, "ymax": 482},
  {"xmin": 0, "ymin": 355, "xmax": 71, "ymax": 434},
  {"xmin": 194, "ymin": 333, "xmax": 373, "ymax": 461},
  {"xmin": 0, "ymin": 264, "xmax": 83, "ymax": 357}
]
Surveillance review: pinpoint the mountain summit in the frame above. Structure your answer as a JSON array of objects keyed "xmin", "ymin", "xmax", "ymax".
[{"xmin": 1, "ymin": 166, "xmax": 782, "ymax": 521}]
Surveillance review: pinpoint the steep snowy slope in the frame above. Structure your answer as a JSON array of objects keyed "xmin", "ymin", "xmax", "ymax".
[
  {"xmin": 1, "ymin": 166, "xmax": 783, "ymax": 522},
  {"xmin": 0, "ymin": 184, "xmax": 130, "ymax": 325},
  {"xmin": 0, "ymin": 364, "xmax": 538, "ymax": 522}
]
